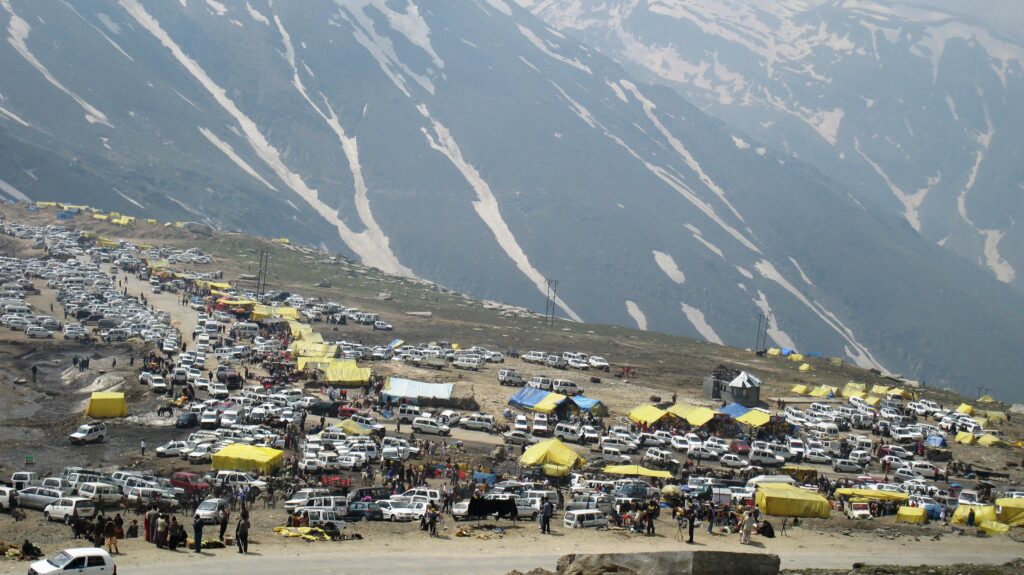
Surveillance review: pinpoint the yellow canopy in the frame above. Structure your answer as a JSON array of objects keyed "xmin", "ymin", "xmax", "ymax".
[
  {"xmin": 755, "ymin": 483, "xmax": 830, "ymax": 518},
  {"xmin": 809, "ymin": 385, "xmax": 836, "ymax": 398},
  {"xmin": 864, "ymin": 395, "xmax": 881, "ymax": 406},
  {"xmin": 85, "ymin": 392, "xmax": 127, "ymax": 418},
  {"xmin": 790, "ymin": 384, "xmax": 809, "ymax": 395},
  {"xmin": 978, "ymin": 395, "xmax": 996, "ymax": 403},
  {"xmin": 628, "ymin": 404, "xmax": 668, "ymax": 425},
  {"xmin": 995, "ymin": 498, "xmax": 1024, "ymax": 526},
  {"xmin": 666, "ymin": 404, "xmax": 717, "ymax": 427},
  {"xmin": 253, "ymin": 304, "xmax": 300, "ymax": 321},
  {"xmin": 835, "ymin": 488, "xmax": 908, "ymax": 502},
  {"xmin": 979, "ymin": 520, "xmax": 1010, "ymax": 535},
  {"xmin": 869, "ymin": 385, "xmax": 890, "ymax": 396},
  {"xmin": 288, "ymin": 321, "xmax": 313, "ymax": 337},
  {"xmin": 956, "ymin": 403, "xmax": 974, "ymax": 415},
  {"xmin": 290, "ymin": 341, "xmax": 337, "ymax": 356},
  {"xmin": 977, "ymin": 434, "xmax": 1006, "ymax": 447},
  {"xmin": 951, "ymin": 505, "xmax": 997, "ymax": 525},
  {"xmin": 985, "ymin": 411, "xmax": 1007, "ymax": 422},
  {"xmin": 211, "ymin": 443, "xmax": 283, "ymax": 474},
  {"xmin": 798, "ymin": 363, "xmax": 813, "ymax": 372},
  {"xmin": 766, "ymin": 348, "xmax": 781, "ymax": 357},
  {"xmin": 888, "ymin": 387, "xmax": 912, "ymax": 399},
  {"xmin": 788, "ymin": 353, "xmax": 805, "ymax": 362},
  {"xmin": 896, "ymin": 506, "xmax": 928, "ymax": 524},
  {"xmin": 534, "ymin": 392, "xmax": 569, "ymax": 415},
  {"xmin": 955, "ymin": 431, "xmax": 976, "ymax": 444},
  {"xmin": 603, "ymin": 465, "xmax": 672, "ymax": 479},
  {"xmin": 518, "ymin": 438, "xmax": 585, "ymax": 476},
  {"xmin": 320, "ymin": 362, "xmax": 371, "ymax": 386},
  {"xmin": 736, "ymin": 409, "xmax": 771, "ymax": 427},
  {"xmin": 842, "ymin": 382, "xmax": 866, "ymax": 397},
  {"xmin": 338, "ymin": 419, "xmax": 373, "ymax": 436}
]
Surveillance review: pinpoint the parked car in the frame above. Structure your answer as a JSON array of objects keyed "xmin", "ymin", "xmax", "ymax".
[
  {"xmin": 68, "ymin": 422, "xmax": 106, "ymax": 445},
  {"xmin": 16, "ymin": 486, "xmax": 63, "ymax": 510},
  {"xmin": 342, "ymin": 501, "xmax": 384, "ymax": 522},
  {"xmin": 29, "ymin": 548, "xmax": 115, "ymax": 575},
  {"xmin": 43, "ymin": 497, "xmax": 96, "ymax": 522}
]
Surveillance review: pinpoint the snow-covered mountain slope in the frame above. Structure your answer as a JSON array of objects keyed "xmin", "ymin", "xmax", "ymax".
[
  {"xmin": 522, "ymin": 0, "xmax": 1024, "ymax": 286},
  {"xmin": 0, "ymin": 0, "xmax": 1022, "ymax": 399}
]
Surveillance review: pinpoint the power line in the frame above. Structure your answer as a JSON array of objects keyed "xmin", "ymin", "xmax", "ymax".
[{"xmin": 544, "ymin": 279, "xmax": 559, "ymax": 328}]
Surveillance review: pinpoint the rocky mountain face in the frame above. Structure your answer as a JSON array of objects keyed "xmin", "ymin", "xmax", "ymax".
[
  {"xmin": 0, "ymin": 0, "xmax": 1022, "ymax": 399},
  {"xmin": 522, "ymin": 0, "xmax": 1024, "ymax": 286}
]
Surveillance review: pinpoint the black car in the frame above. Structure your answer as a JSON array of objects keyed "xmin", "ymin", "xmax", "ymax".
[
  {"xmin": 175, "ymin": 412, "xmax": 199, "ymax": 428},
  {"xmin": 308, "ymin": 401, "xmax": 344, "ymax": 417},
  {"xmin": 341, "ymin": 501, "xmax": 383, "ymax": 522}
]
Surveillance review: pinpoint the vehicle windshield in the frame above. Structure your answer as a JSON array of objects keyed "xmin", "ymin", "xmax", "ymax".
[
  {"xmin": 198, "ymin": 500, "xmax": 219, "ymax": 511},
  {"xmin": 47, "ymin": 551, "xmax": 73, "ymax": 568}
]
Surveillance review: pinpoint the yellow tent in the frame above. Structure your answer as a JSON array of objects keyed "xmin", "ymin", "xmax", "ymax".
[
  {"xmin": 338, "ymin": 419, "xmax": 373, "ymax": 436},
  {"xmin": 798, "ymin": 363, "xmax": 813, "ymax": 372},
  {"xmin": 296, "ymin": 355, "xmax": 336, "ymax": 371},
  {"xmin": 977, "ymin": 434, "xmax": 1006, "ymax": 447},
  {"xmin": 253, "ymin": 304, "xmax": 300, "ymax": 321},
  {"xmin": 951, "ymin": 504, "xmax": 997, "ymax": 525},
  {"xmin": 628, "ymin": 404, "xmax": 668, "ymax": 425},
  {"xmin": 869, "ymin": 385, "xmax": 890, "ymax": 396},
  {"xmin": 864, "ymin": 395, "xmax": 881, "ymax": 406},
  {"xmin": 978, "ymin": 395, "xmax": 996, "ymax": 403},
  {"xmin": 995, "ymin": 498, "xmax": 1024, "ymax": 526},
  {"xmin": 809, "ymin": 385, "xmax": 835, "ymax": 398},
  {"xmin": 666, "ymin": 404, "xmax": 717, "ymax": 427},
  {"xmin": 955, "ymin": 431, "xmax": 976, "ymax": 444},
  {"xmin": 287, "ymin": 321, "xmax": 313, "ymax": 337},
  {"xmin": 603, "ymin": 465, "xmax": 672, "ymax": 479},
  {"xmin": 736, "ymin": 409, "xmax": 771, "ymax": 427},
  {"xmin": 973, "ymin": 417, "xmax": 989, "ymax": 429},
  {"xmin": 518, "ymin": 438, "xmax": 585, "ymax": 476},
  {"xmin": 790, "ymin": 384, "xmax": 809, "ymax": 395},
  {"xmin": 985, "ymin": 411, "xmax": 1007, "ymax": 423},
  {"xmin": 534, "ymin": 392, "xmax": 569, "ymax": 415},
  {"xmin": 956, "ymin": 403, "xmax": 974, "ymax": 415},
  {"xmin": 211, "ymin": 443, "xmax": 284, "ymax": 474},
  {"xmin": 85, "ymin": 392, "xmax": 127, "ymax": 418},
  {"xmin": 834, "ymin": 488, "xmax": 908, "ymax": 502},
  {"xmin": 755, "ymin": 483, "xmax": 830, "ymax": 518},
  {"xmin": 979, "ymin": 520, "xmax": 1010, "ymax": 535},
  {"xmin": 788, "ymin": 353, "xmax": 805, "ymax": 362},
  {"xmin": 766, "ymin": 348, "xmax": 781, "ymax": 357},
  {"xmin": 319, "ymin": 362, "xmax": 371, "ymax": 386},
  {"xmin": 829, "ymin": 358, "xmax": 844, "ymax": 367},
  {"xmin": 842, "ymin": 382, "xmax": 866, "ymax": 397},
  {"xmin": 896, "ymin": 506, "xmax": 928, "ymax": 524},
  {"xmin": 888, "ymin": 388, "xmax": 912, "ymax": 399}
]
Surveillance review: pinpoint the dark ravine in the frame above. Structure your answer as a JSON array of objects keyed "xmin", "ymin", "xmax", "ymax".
[{"xmin": 0, "ymin": 1, "xmax": 1023, "ymax": 399}]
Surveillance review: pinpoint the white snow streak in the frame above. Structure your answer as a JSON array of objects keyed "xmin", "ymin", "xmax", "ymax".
[
  {"xmin": 624, "ymin": 300, "xmax": 648, "ymax": 331},
  {"xmin": 0, "ymin": 104, "xmax": 28, "ymax": 126},
  {"xmin": 272, "ymin": 13, "xmax": 412, "ymax": 277},
  {"xmin": 0, "ymin": 177, "xmax": 29, "ymax": 201},
  {"xmin": 652, "ymin": 250, "xmax": 685, "ymax": 284},
  {"xmin": 245, "ymin": 2, "xmax": 269, "ymax": 24},
  {"xmin": 60, "ymin": 1, "xmax": 135, "ymax": 62},
  {"xmin": 2, "ymin": 0, "xmax": 113, "ymax": 127},
  {"xmin": 755, "ymin": 259, "xmax": 885, "ymax": 370},
  {"xmin": 120, "ymin": 0, "xmax": 413, "ymax": 276},
  {"xmin": 686, "ymin": 223, "xmax": 724, "ymax": 258},
  {"xmin": 735, "ymin": 266, "xmax": 753, "ymax": 279},
  {"xmin": 516, "ymin": 24, "xmax": 591, "ymax": 74},
  {"xmin": 680, "ymin": 303, "xmax": 723, "ymax": 344},
  {"xmin": 205, "ymin": 0, "xmax": 227, "ymax": 16},
  {"xmin": 416, "ymin": 103, "xmax": 582, "ymax": 321},
  {"xmin": 484, "ymin": 0, "xmax": 513, "ymax": 15},
  {"xmin": 788, "ymin": 257, "xmax": 815, "ymax": 287},
  {"xmin": 751, "ymin": 290, "xmax": 796, "ymax": 350},
  {"xmin": 518, "ymin": 56, "xmax": 540, "ymax": 73},
  {"xmin": 983, "ymin": 229, "xmax": 1015, "ymax": 283},
  {"xmin": 606, "ymin": 80, "xmax": 628, "ymax": 103},
  {"xmin": 853, "ymin": 138, "xmax": 926, "ymax": 231},
  {"xmin": 731, "ymin": 136, "xmax": 750, "ymax": 149},
  {"xmin": 549, "ymin": 80, "xmax": 596, "ymax": 128},
  {"xmin": 113, "ymin": 188, "xmax": 145, "ymax": 209},
  {"xmin": 198, "ymin": 127, "xmax": 278, "ymax": 193}
]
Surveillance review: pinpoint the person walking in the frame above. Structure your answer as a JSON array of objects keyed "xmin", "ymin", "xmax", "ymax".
[
  {"xmin": 192, "ymin": 515, "xmax": 204, "ymax": 554},
  {"xmin": 707, "ymin": 503, "xmax": 716, "ymax": 535},
  {"xmin": 540, "ymin": 497, "xmax": 554, "ymax": 534},
  {"xmin": 31, "ymin": 365, "xmax": 37, "ymax": 382},
  {"xmin": 740, "ymin": 511, "xmax": 755, "ymax": 544},
  {"xmin": 103, "ymin": 517, "xmax": 119, "ymax": 554},
  {"xmin": 687, "ymin": 508, "xmax": 696, "ymax": 544},
  {"xmin": 235, "ymin": 510, "xmax": 250, "ymax": 554},
  {"xmin": 140, "ymin": 439, "xmax": 146, "ymax": 457}
]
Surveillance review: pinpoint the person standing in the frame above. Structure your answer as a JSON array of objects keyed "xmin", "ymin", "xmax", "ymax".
[
  {"xmin": 740, "ymin": 511, "xmax": 755, "ymax": 544},
  {"xmin": 103, "ymin": 518, "xmax": 119, "ymax": 554},
  {"xmin": 31, "ymin": 365, "xmax": 37, "ymax": 382},
  {"xmin": 707, "ymin": 503, "xmax": 716, "ymax": 534},
  {"xmin": 219, "ymin": 507, "xmax": 230, "ymax": 541},
  {"xmin": 140, "ymin": 439, "xmax": 146, "ymax": 457},
  {"xmin": 168, "ymin": 517, "xmax": 180, "ymax": 551},
  {"xmin": 540, "ymin": 497, "xmax": 554, "ymax": 534},
  {"xmin": 235, "ymin": 510, "xmax": 250, "ymax": 554},
  {"xmin": 192, "ymin": 514, "xmax": 204, "ymax": 554},
  {"xmin": 687, "ymin": 508, "xmax": 696, "ymax": 544}
]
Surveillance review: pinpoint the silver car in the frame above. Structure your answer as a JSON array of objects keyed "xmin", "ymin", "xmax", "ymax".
[{"xmin": 17, "ymin": 486, "xmax": 63, "ymax": 510}]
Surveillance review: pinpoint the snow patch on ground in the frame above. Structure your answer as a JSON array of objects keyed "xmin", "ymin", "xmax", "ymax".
[
  {"xmin": 680, "ymin": 302, "xmax": 723, "ymax": 344},
  {"xmin": 517, "ymin": 23, "xmax": 591, "ymax": 74},
  {"xmin": 788, "ymin": 257, "xmax": 815, "ymax": 287},
  {"xmin": 0, "ymin": 104, "xmax": 29, "ymax": 126},
  {"xmin": 606, "ymin": 80, "xmax": 628, "ymax": 103},
  {"xmin": 113, "ymin": 187, "xmax": 145, "ymax": 209},
  {"xmin": 652, "ymin": 250, "xmax": 686, "ymax": 284},
  {"xmin": 205, "ymin": 0, "xmax": 226, "ymax": 16},
  {"xmin": 0, "ymin": 177, "xmax": 29, "ymax": 201},
  {"xmin": 518, "ymin": 56, "xmax": 539, "ymax": 73},
  {"xmin": 61, "ymin": 2, "xmax": 134, "ymax": 62},
  {"xmin": 3, "ymin": 0, "xmax": 113, "ymax": 126},
  {"xmin": 735, "ymin": 266, "xmax": 753, "ymax": 279},
  {"xmin": 854, "ymin": 137, "xmax": 926, "ymax": 231},
  {"xmin": 731, "ymin": 136, "xmax": 750, "ymax": 149},
  {"xmin": 198, "ymin": 127, "xmax": 278, "ymax": 193},
  {"xmin": 417, "ymin": 103, "xmax": 582, "ymax": 321},
  {"xmin": 245, "ymin": 2, "xmax": 269, "ymax": 24},
  {"xmin": 982, "ymin": 229, "xmax": 1015, "ymax": 283},
  {"xmin": 625, "ymin": 300, "xmax": 648, "ymax": 331},
  {"xmin": 484, "ymin": 0, "xmax": 513, "ymax": 15},
  {"xmin": 549, "ymin": 80, "xmax": 596, "ymax": 128}
]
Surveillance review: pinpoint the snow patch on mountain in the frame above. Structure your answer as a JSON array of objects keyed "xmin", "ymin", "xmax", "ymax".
[
  {"xmin": 205, "ymin": 0, "xmax": 227, "ymax": 17},
  {"xmin": 625, "ymin": 300, "xmax": 648, "ymax": 331},
  {"xmin": 198, "ymin": 127, "xmax": 278, "ymax": 193},
  {"xmin": 2, "ymin": 0, "xmax": 113, "ymax": 127},
  {"xmin": 60, "ymin": 1, "xmax": 134, "ymax": 62},
  {"xmin": 681, "ymin": 302, "xmax": 723, "ymax": 344},
  {"xmin": 516, "ymin": 23, "xmax": 591, "ymax": 74},
  {"xmin": 752, "ymin": 290, "xmax": 796, "ymax": 350},
  {"xmin": 0, "ymin": 177, "xmax": 29, "ymax": 201},
  {"xmin": 113, "ymin": 188, "xmax": 145, "ymax": 209},
  {"xmin": 0, "ymin": 103, "xmax": 28, "ymax": 126},
  {"xmin": 245, "ymin": 2, "xmax": 269, "ymax": 25},
  {"xmin": 652, "ymin": 250, "xmax": 685, "ymax": 284}
]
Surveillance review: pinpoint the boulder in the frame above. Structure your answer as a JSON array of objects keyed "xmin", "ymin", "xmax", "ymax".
[{"xmin": 555, "ymin": 551, "xmax": 780, "ymax": 575}]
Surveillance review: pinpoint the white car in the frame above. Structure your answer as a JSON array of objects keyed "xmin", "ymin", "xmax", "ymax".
[
  {"xmin": 412, "ymin": 417, "xmax": 450, "ymax": 436},
  {"xmin": 188, "ymin": 444, "xmax": 215, "ymax": 464},
  {"xmin": 29, "ymin": 548, "xmax": 114, "ymax": 575},
  {"xmin": 25, "ymin": 325, "xmax": 53, "ymax": 338},
  {"xmin": 156, "ymin": 440, "xmax": 192, "ymax": 458},
  {"xmin": 377, "ymin": 500, "xmax": 418, "ymax": 522},
  {"xmin": 804, "ymin": 449, "xmax": 833, "ymax": 464},
  {"xmin": 719, "ymin": 453, "xmax": 748, "ymax": 468},
  {"xmin": 588, "ymin": 356, "xmax": 610, "ymax": 371},
  {"xmin": 69, "ymin": 422, "xmax": 107, "ymax": 445}
]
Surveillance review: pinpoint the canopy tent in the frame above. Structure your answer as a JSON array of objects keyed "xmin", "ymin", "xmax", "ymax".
[
  {"xmin": 790, "ymin": 384, "xmax": 809, "ymax": 396},
  {"xmin": 977, "ymin": 434, "xmax": 1007, "ymax": 447},
  {"xmin": 667, "ymin": 404, "xmax": 717, "ymax": 427},
  {"xmin": 509, "ymin": 387, "xmax": 552, "ymax": 411},
  {"xmin": 896, "ymin": 506, "xmax": 928, "ymax": 524},
  {"xmin": 252, "ymin": 304, "xmax": 300, "ymax": 321},
  {"xmin": 951, "ymin": 504, "xmax": 997, "ymax": 525},
  {"xmin": 755, "ymin": 483, "xmax": 830, "ymax": 518},
  {"xmin": 979, "ymin": 520, "xmax": 1010, "ymax": 535},
  {"xmin": 956, "ymin": 403, "xmax": 974, "ymax": 415},
  {"xmin": 296, "ymin": 355, "xmax": 337, "ymax": 371},
  {"xmin": 85, "ymin": 392, "xmax": 127, "ymax": 418},
  {"xmin": 787, "ymin": 353, "xmax": 805, "ymax": 362},
  {"xmin": 888, "ymin": 388, "xmax": 913, "ymax": 399},
  {"xmin": 289, "ymin": 341, "xmax": 338, "ymax": 356},
  {"xmin": 925, "ymin": 435, "xmax": 948, "ymax": 447},
  {"xmin": 518, "ymin": 438, "xmax": 585, "ymax": 477},
  {"xmin": 978, "ymin": 395, "xmax": 996, "ymax": 403},
  {"xmin": 211, "ymin": 443, "xmax": 283, "ymax": 474},
  {"xmin": 338, "ymin": 419, "xmax": 373, "ymax": 436},
  {"xmin": 986, "ymin": 411, "xmax": 1007, "ymax": 422},
  {"xmin": 728, "ymin": 371, "xmax": 762, "ymax": 389},
  {"xmin": 382, "ymin": 377, "xmax": 453, "ymax": 402},
  {"xmin": 766, "ymin": 348, "xmax": 781, "ymax": 357},
  {"xmin": 735, "ymin": 409, "xmax": 772, "ymax": 427},
  {"xmin": 288, "ymin": 321, "xmax": 314, "ymax": 338},
  {"xmin": 995, "ymin": 498, "xmax": 1024, "ymax": 526},
  {"xmin": 534, "ymin": 392, "xmax": 569, "ymax": 415},
  {"xmin": 603, "ymin": 465, "xmax": 672, "ymax": 479},
  {"xmin": 834, "ymin": 488, "xmax": 908, "ymax": 502},
  {"xmin": 869, "ymin": 385, "xmax": 890, "ymax": 396},
  {"xmin": 798, "ymin": 363, "xmax": 813, "ymax": 372},
  {"xmin": 570, "ymin": 395, "xmax": 609, "ymax": 417},
  {"xmin": 628, "ymin": 404, "xmax": 669, "ymax": 425},
  {"xmin": 955, "ymin": 431, "xmax": 976, "ymax": 445},
  {"xmin": 809, "ymin": 385, "xmax": 836, "ymax": 398},
  {"xmin": 864, "ymin": 395, "xmax": 881, "ymax": 406},
  {"xmin": 719, "ymin": 402, "xmax": 752, "ymax": 419},
  {"xmin": 319, "ymin": 362, "xmax": 371, "ymax": 387},
  {"xmin": 842, "ymin": 382, "xmax": 866, "ymax": 397}
]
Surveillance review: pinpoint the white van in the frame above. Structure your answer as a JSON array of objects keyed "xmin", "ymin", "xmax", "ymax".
[
  {"xmin": 412, "ymin": 417, "xmax": 450, "ymax": 436},
  {"xmin": 461, "ymin": 413, "xmax": 496, "ymax": 433},
  {"xmin": 297, "ymin": 507, "xmax": 346, "ymax": 529},
  {"xmin": 234, "ymin": 322, "xmax": 259, "ymax": 339},
  {"xmin": 397, "ymin": 404, "xmax": 421, "ymax": 423},
  {"xmin": 563, "ymin": 509, "xmax": 607, "ymax": 528},
  {"xmin": 527, "ymin": 376, "xmax": 552, "ymax": 391},
  {"xmin": 554, "ymin": 423, "xmax": 583, "ymax": 443},
  {"xmin": 76, "ymin": 482, "xmax": 121, "ymax": 507},
  {"xmin": 551, "ymin": 379, "xmax": 582, "ymax": 396},
  {"xmin": 453, "ymin": 355, "xmax": 484, "ymax": 370},
  {"xmin": 815, "ymin": 421, "xmax": 840, "ymax": 438}
]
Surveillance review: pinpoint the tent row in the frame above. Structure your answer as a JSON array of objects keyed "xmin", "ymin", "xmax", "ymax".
[
  {"xmin": 627, "ymin": 403, "xmax": 773, "ymax": 428},
  {"xmin": 508, "ymin": 387, "xmax": 608, "ymax": 417}
]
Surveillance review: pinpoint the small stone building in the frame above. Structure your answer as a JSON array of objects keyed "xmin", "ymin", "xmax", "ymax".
[{"xmin": 702, "ymin": 364, "xmax": 762, "ymax": 407}]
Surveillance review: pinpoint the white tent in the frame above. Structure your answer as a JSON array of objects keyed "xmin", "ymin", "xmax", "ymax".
[
  {"xmin": 729, "ymin": 371, "xmax": 762, "ymax": 389},
  {"xmin": 383, "ymin": 377, "xmax": 454, "ymax": 401}
]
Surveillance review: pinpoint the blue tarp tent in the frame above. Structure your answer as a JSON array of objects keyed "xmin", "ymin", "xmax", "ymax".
[
  {"xmin": 509, "ymin": 387, "xmax": 549, "ymax": 410},
  {"xmin": 473, "ymin": 472, "xmax": 497, "ymax": 485},
  {"xmin": 926, "ymin": 435, "xmax": 948, "ymax": 447},
  {"xmin": 720, "ymin": 402, "xmax": 752, "ymax": 419},
  {"xmin": 780, "ymin": 348, "xmax": 795, "ymax": 356},
  {"xmin": 571, "ymin": 395, "xmax": 608, "ymax": 416}
]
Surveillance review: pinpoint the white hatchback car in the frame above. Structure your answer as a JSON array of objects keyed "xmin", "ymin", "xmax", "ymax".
[{"xmin": 29, "ymin": 548, "xmax": 114, "ymax": 575}]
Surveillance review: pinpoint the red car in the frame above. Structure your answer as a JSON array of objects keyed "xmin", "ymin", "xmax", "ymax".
[
  {"xmin": 729, "ymin": 439, "xmax": 751, "ymax": 455},
  {"xmin": 170, "ymin": 471, "xmax": 210, "ymax": 494}
]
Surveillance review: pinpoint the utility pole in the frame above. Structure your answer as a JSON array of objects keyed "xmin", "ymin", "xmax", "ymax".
[
  {"xmin": 256, "ymin": 248, "xmax": 270, "ymax": 298},
  {"xmin": 755, "ymin": 313, "xmax": 769, "ymax": 354},
  {"xmin": 544, "ymin": 279, "xmax": 559, "ymax": 328}
]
